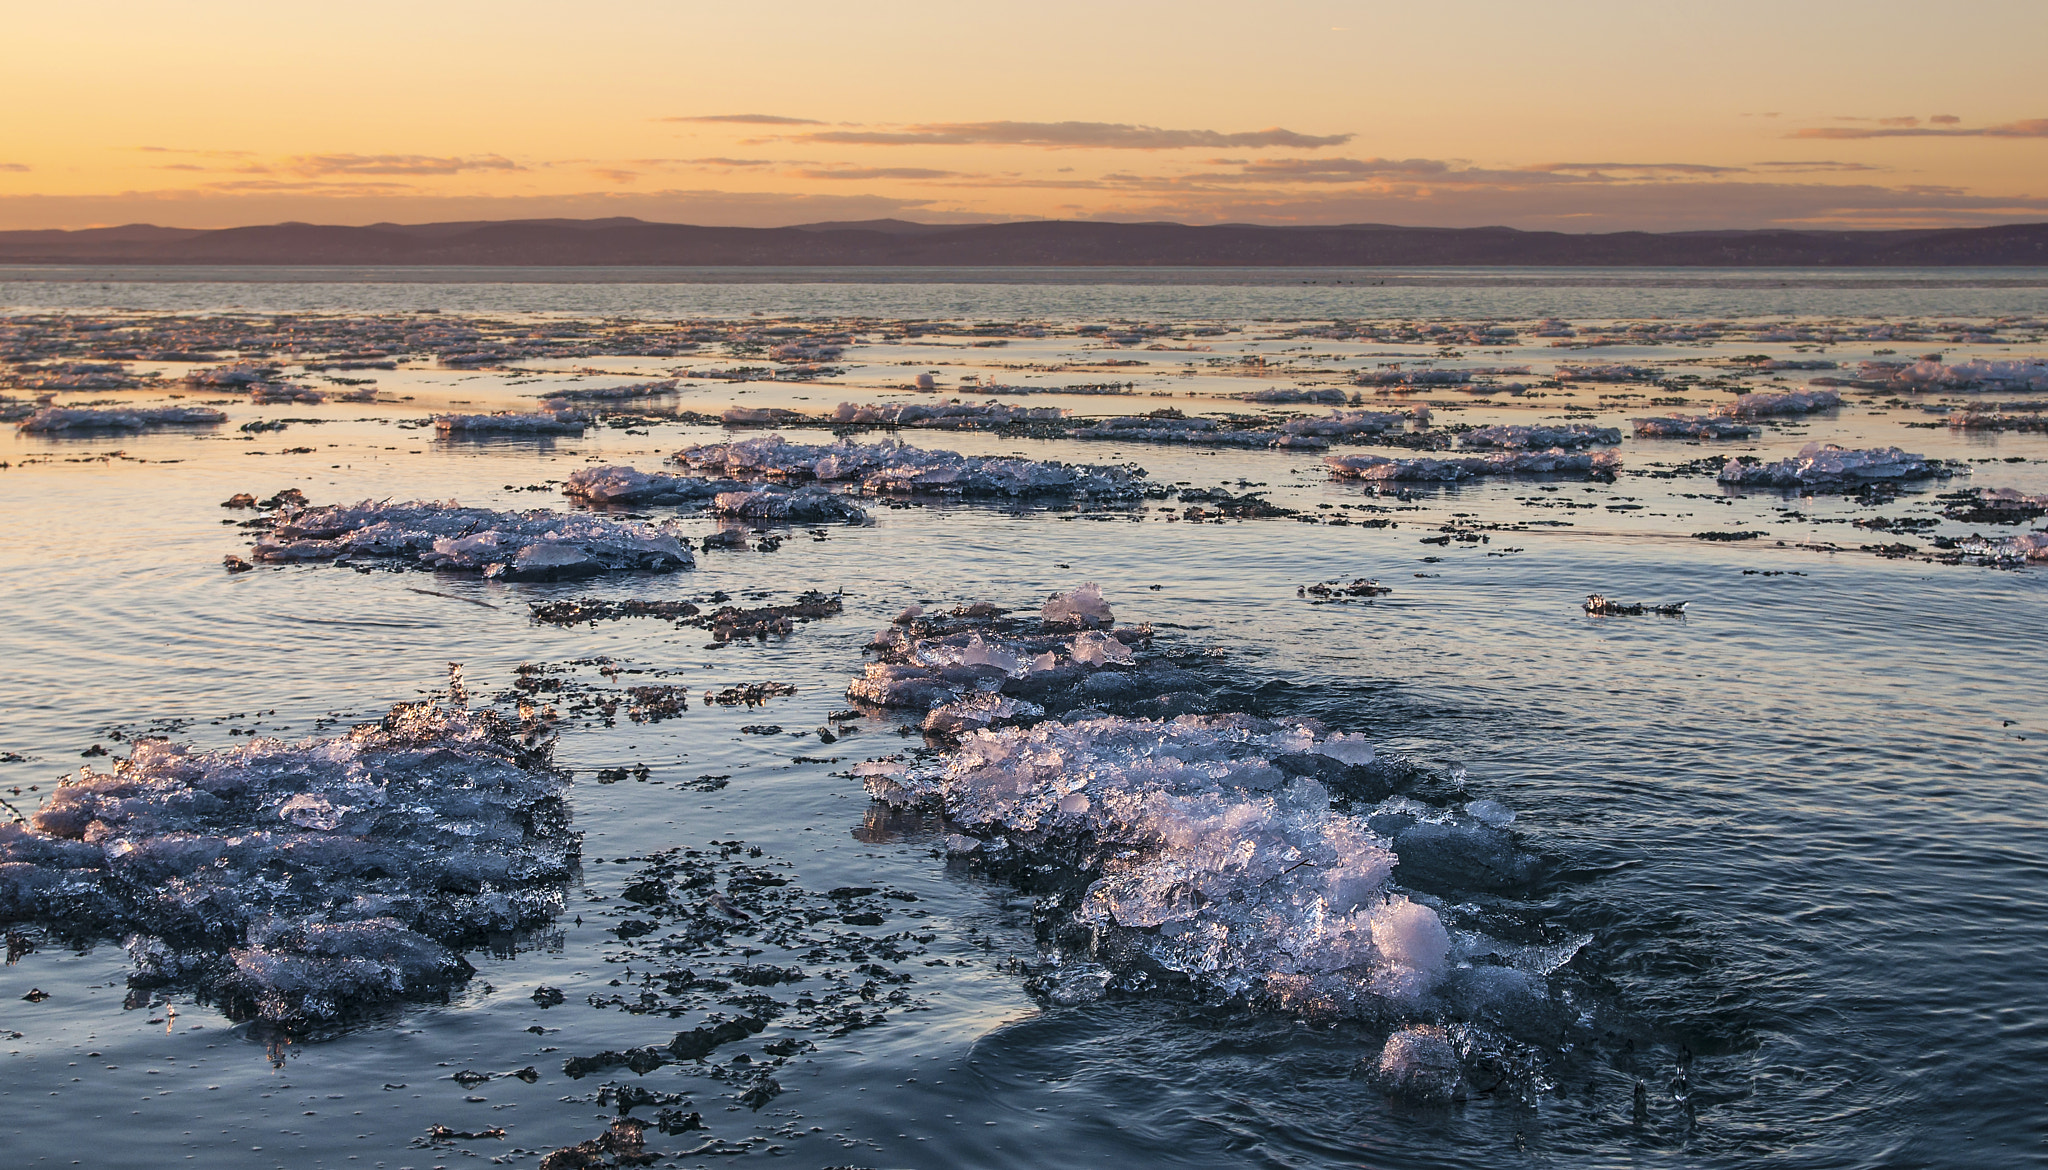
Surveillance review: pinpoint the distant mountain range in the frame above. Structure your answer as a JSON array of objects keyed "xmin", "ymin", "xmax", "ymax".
[{"xmin": 2, "ymin": 217, "xmax": 2045, "ymax": 266}]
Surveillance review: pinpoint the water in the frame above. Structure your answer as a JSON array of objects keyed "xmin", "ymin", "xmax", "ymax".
[{"xmin": 1, "ymin": 269, "xmax": 2044, "ymax": 1168}]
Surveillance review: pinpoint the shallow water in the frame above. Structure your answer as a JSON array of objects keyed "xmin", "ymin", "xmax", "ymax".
[{"xmin": 1, "ymin": 272, "xmax": 2045, "ymax": 1169}]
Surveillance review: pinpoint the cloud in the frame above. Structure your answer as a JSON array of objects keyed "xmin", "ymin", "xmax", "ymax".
[
  {"xmin": 663, "ymin": 113, "xmax": 823, "ymax": 125},
  {"xmin": 799, "ymin": 121, "xmax": 1351, "ymax": 150},
  {"xmin": 1751, "ymin": 160, "xmax": 1883, "ymax": 173},
  {"xmin": 287, "ymin": 153, "xmax": 524, "ymax": 176},
  {"xmin": 667, "ymin": 157, "xmax": 779, "ymax": 167},
  {"xmin": 796, "ymin": 167, "xmax": 958, "ymax": 181},
  {"xmin": 1793, "ymin": 118, "xmax": 2048, "ymax": 139},
  {"xmin": 0, "ymin": 163, "xmax": 28, "ymax": 173},
  {"xmin": 590, "ymin": 168, "xmax": 638, "ymax": 184},
  {"xmin": 1525, "ymin": 161, "xmax": 1746, "ymax": 175},
  {"xmin": 1931, "ymin": 114, "xmax": 1961, "ymax": 125}
]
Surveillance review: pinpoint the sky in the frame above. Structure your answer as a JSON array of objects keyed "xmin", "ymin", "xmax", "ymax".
[{"xmin": 3, "ymin": 0, "xmax": 2045, "ymax": 233}]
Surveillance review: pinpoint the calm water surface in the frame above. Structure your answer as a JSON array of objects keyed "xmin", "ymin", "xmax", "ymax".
[{"xmin": 0, "ymin": 270, "xmax": 2043, "ymax": 1168}]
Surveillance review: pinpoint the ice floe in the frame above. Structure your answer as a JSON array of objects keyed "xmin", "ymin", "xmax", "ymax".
[
  {"xmin": 674, "ymin": 435, "xmax": 1143, "ymax": 501},
  {"xmin": 562, "ymin": 466, "xmax": 740, "ymax": 505},
  {"xmin": 0, "ymin": 702, "xmax": 575, "ymax": 1027},
  {"xmin": 1714, "ymin": 389, "xmax": 1841, "ymax": 417},
  {"xmin": 1718, "ymin": 443, "xmax": 1954, "ymax": 491},
  {"xmin": 1458, "ymin": 423, "xmax": 1620, "ymax": 450},
  {"xmin": 1326, "ymin": 448, "xmax": 1620, "ymax": 482},
  {"xmin": 16, "ymin": 405, "xmax": 227, "ymax": 432},
  {"xmin": 1631, "ymin": 415, "xmax": 1760, "ymax": 440},
  {"xmin": 710, "ymin": 484, "xmax": 870, "ymax": 523},
  {"xmin": 434, "ymin": 410, "xmax": 587, "ymax": 435},
  {"xmin": 250, "ymin": 501, "xmax": 693, "ymax": 578}
]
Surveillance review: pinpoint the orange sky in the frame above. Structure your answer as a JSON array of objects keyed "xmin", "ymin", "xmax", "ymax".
[{"xmin": 3, "ymin": 0, "xmax": 2044, "ymax": 232}]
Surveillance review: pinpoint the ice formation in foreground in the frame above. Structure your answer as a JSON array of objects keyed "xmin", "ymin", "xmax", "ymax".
[
  {"xmin": 17, "ymin": 405, "xmax": 228, "ymax": 432},
  {"xmin": 1718, "ymin": 444, "xmax": 1953, "ymax": 490},
  {"xmin": 710, "ymin": 484, "xmax": 870, "ymax": 523},
  {"xmin": 251, "ymin": 500, "xmax": 693, "ymax": 578},
  {"xmin": 1325, "ymin": 448, "xmax": 1620, "ymax": 482},
  {"xmin": 849, "ymin": 591, "xmax": 1559, "ymax": 1029},
  {"xmin": 0, "ymin": 703, "xmax": 575, "ymax": 1026},
  {"xmin": 674, "ymin": 435, "xmax": 1143, "ymax": 501}
]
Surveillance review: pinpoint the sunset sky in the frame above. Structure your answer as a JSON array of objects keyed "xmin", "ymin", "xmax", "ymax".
[{"xmin": 4, "ymin": 0, "xmax": 2044, "ymax": 232}]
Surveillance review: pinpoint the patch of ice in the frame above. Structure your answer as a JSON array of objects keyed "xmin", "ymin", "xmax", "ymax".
[
  {"xmin": 251, "ymin": 500, "xmax": 693, "ymax": 577},
  {"xmin": 1632, "ymin": 415, "xmax": 1759, "ymax": 439},
  {"xmin": 1714, "ymin": 389, "xmax": 1841, "ymax": 417},
  {"xmin": 710, "ymin": 484, "xmax": 870, "ymax": 523},
  {"xmin": 1043, "ymin": 583, "xmax": 1115, "ymax": 630},
  {"xmin": 1459, "ymin": 424, "xmax": 1620, "ymax": 450},
  {"xmin": 0, "ymin": 703, "xmax": 574, "ymax": 1026},
  {"xmin": 674, "ymin": 435, "xmax": 1141, "ymax": 501},
  {"xmin": 1326, "ymin": 448, "xmax": 1620, "ymax": 482},
  {"xmin": 17, "ymin": 406, "xmax": 227, "ymax": 432},
  {"xmin": 434, "ymin": 410, "xmax": 586, "ymax": 435},
  {"xmin": 1718, "ymin": 443, "xmax": 1953, "ymax": 490},
  {"xmin": 563, "ymin": 465, "xmax": 738, "ymax": 505}
]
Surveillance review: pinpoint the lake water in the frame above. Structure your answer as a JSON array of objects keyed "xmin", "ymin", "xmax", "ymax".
[{"xmin": 1, "ymin": 268, "xmax": 2044, "ymax": 1169}]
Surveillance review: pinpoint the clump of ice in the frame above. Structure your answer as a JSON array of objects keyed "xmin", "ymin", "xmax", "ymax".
[
  {"xmin": 1555, "ymin": 364, "xmax": 1659, "ymax": 382},
  {"xmin": 434, "ymin": 410, "xmax": 586, "ymax": 435},
  {"xmin": 1718, "ymin": 443, "xmax": 1953, "ymax": 490},
  {"xmin": 1279, "ymin": 408, "xmax": 1426, "ymax": 437},
  {"xmin": 1377, "ymin": 1025, "xmax": 1464, "ymax": 1102},
  {"xmin": 1241, "ymin": 387, "xmax": 1349, "ymax": 403},
  {"xmin": 1326, "ymin": 448, "xmax": 1620, "ymax": 482},
  {"xmin": 1070, "ymin": 629, "xmax": 1135, "ymax": 665},
  {"xmin": 563, "ymin": 465, "xmax": 739, "ymax": 505},
  {"xmin": 1855, "ymin": 358, "xmax": 2048, "ymax": 391},
  {"xmin": 251, "ymin": 500, "xmax": 693, "ymax": 578},
  {"xmin": 1072, "ymin": 417, "xmax": 1282, "ymax": 447},
  {"xmin": 1459, "ymin": 423, "xmax": 1620, "ymax": 450},
  {"xmin": 833, "ymin": 400, "xmax": 1063, "ymax": 426},
  {"xmin": 17, "ymin": 405, "xmax": 227, "ymax": 432},
  {"xmin": 1952, "ymin": 531, "xmax": 2048, "ymax": 564},
  {"xmin": 0, "ymin": 703, "xmax": 575, "ymax": 1026},
  {"xmin": 1043, "ymin": 583, "xmax": 1115, "ymax": 630},
  {"xmin": 710, "ymin": 484, "xmax": 870, "ymax": 523},
  {"xmin": 1632, "ymin": 415, "xmax": 1759, "ymax": 439},
  {"xmin": 247, "ymin": 382, "xmax": 326, "ymax": 405},
  {"xmin": 1714, "ymin": 389, "xmax": 1842, "ymax": 417},
  {"xmin": 184, "ymin": 362, "xmax": 279, "ymax": 387},
  {"xmin": 675, "ymin": 435, "xmax": 1141, "ymax": 501},
  {"xmin": 543, "ymin": 378, "xmax": 678, "ymax": 403},
  {"xmin": 868, "ymin": 713, "xmax": 1457, "ymax": 1010}
]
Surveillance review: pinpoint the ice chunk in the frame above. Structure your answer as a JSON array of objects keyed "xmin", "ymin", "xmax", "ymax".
[
  {"xmin": 563, "ymin": 466, "xmax": 736, "ymax": 505},
  {"xmin": 1714, "ymin": 389, "xmax": 1841, "ymax": 417},
  {"xmin": 1314, "ymin": 732, "xmax": 1376, "ymax": 766},
  {"xmin": 17, "ymin": 406, "xmax": 227, "ymax": 432},
  {"xmin": 1278, "ymin": 408, "xmax": 1422, "ymax": 437},
  {"xmin": 674, "ymin": 435, "xmax": 1141, "ymax": 501},
  {"xmin": 1042, "ymin": 583, "xmax": 1115, "ymax": 630},
  {"xmin": 1459, "ymin": 423, "xmax": 1620, "ymax": 450},
  {"xmin": 247, "ymin": 382, "xmax": 326, "ymax": 405},
  {"xmin": 1326, "ymin": 448, "xmax": 1619, "ymax": 482},
  {"xmin": 251, "ymin": 500, "xmax": 693, "ymax": 575},
  {"xmin": 1631, "ymin": 415, "xmax": 1759, "ymax": 440},
  {"xmin": 1070, "ymin": 630, "xmax": 1134, "ymax": 666},
  {"xmin": 434, "ymin": 410, "xmax": 586, "ymax": 435},
  {"xmin": 710, "ymin": 484, "xmax": 869, "ymax": 523},
  {"xmin": 2, "ymin": 703, "xmax": 575, "ymax": 1026},
  {"xmin": 1377, "ymin": 1025, "xmax": 1463, "ymax": 1103},
  {"xmin": 1718, "ymin": 443, "xmax": 1952, "ymax": 490}
]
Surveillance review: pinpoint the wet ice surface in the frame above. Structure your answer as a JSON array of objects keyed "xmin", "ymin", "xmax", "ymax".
[
  {"xmin": 250, "ymin": 501, "xmax": 694, "ymax": 579},
  {"xmin": 2, "ymin": 282, "xmax": 2047, "ymax": 1169}
]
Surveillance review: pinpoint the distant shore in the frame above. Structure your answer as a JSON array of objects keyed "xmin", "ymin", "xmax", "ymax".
[{"xmin": 3, "ymin": 217, "xmax": 2045, "ymax": 267}]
